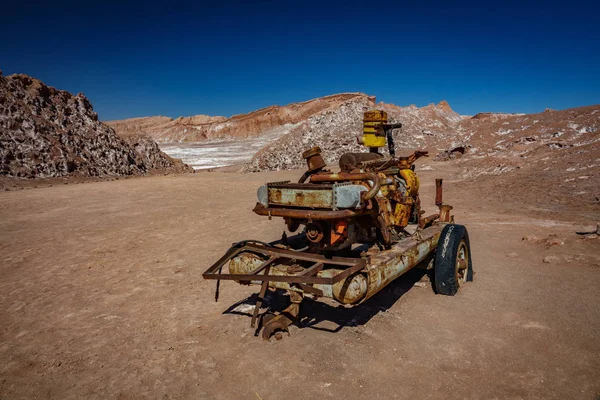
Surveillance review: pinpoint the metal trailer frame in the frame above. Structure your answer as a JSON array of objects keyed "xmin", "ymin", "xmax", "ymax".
[{"xmin": 203, "ymin": 222, "xmax": 446, "ymax": 338}]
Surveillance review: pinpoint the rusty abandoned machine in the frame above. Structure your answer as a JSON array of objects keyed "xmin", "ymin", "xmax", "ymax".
[{"xmin": 203, "ymin": 110, "xmax": 473, "ymax": 340}]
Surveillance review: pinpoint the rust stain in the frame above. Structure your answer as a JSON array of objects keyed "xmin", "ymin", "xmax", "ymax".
[
  {"xmin": 363, "ymin": 224, "xmax": 443, "ymax": 302},
  {"xmin": 220, "ymin": 224, "xmax": 445, "ymax": 306},
  {"xmin": 268, "ymin": 186, "xmax": 333, "ymax": 208}
]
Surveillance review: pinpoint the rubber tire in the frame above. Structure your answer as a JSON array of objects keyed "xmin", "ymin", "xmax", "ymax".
[{"xmin": 434, "ymin": 224, "xmax": 473, "ymax": 296}]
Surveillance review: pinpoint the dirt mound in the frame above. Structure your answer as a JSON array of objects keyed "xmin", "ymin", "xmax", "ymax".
[
  {"xmin": 0, "ymin": 73, "xmax": 192, "ymax": 178},
  {"xmin": 107, "ymin": 93, "xmax": 374, "ymax": 143}
]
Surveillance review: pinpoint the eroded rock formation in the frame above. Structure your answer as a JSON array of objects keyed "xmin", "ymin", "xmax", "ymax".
[{"xmin": 0, "ymin": 73, "xmax": 191, "ymax": 178}]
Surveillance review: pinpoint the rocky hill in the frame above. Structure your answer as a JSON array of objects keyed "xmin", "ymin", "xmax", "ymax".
[
  {"xmin": 243, "ymin": 97, "xmax": 599, "ymax": 175},
  {"xmin": 108, "ymin": 93, "xmax": 467, "ymax": 171},
  {"xmin": 454, "ymin": 105, "xmax": 600, "ymax": 178},
  {"xmin": 243, "ymin": 97, "xmax": 465, "ymax": 172},
  {"xmin": 107, "ymin": 93, "xmax": 375, "ymax": 143},
  {"xmin": 241, "ymin": 99, "xmax": 599, "ymax": 216},
  {"xmin": 0, "ymin": 73, "xmax": 191, "ymax": 179},
  {"xmin": 106, "ymin": 88, "xmax": 598, "ymax": 188}
]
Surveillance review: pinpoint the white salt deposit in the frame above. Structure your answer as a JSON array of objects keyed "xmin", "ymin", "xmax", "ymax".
[{"xmin": 159, "ymin": 124, "xmax": 298, "ymax": 170}]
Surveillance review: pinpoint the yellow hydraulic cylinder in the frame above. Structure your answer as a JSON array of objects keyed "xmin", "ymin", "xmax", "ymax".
[{"xmin": 362, "ymin": 110, "xmax": 388, "ymax": 149}]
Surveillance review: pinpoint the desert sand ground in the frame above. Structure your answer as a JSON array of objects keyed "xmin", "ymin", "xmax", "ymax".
[{"xmin": 1, "ymin": 163, "xmax": 599, "ymax": 399}]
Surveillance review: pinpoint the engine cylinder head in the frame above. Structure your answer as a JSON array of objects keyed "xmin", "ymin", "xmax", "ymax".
[{"xmin": 302, "ymin": 146, "xmax": 326, "ymax": 172}]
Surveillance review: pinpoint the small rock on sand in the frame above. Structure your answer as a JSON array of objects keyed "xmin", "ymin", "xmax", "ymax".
[
  {"xmin": 543, "ymin": 255, "xmax": 560, "ymax": 264},
  {"xmin": 522, "ymin": 235, "xmax": 539, "ymax": 242},
  {"xmin": 545, "ymin": 236, "xmax": 564, "ymax": 248}
]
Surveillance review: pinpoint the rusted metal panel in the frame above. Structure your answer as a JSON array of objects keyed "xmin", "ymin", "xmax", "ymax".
[
  {"xmin": 393, "ymin": 202, "xmax": 412, "ymax": 227},
  {"xmin": 310, "ymin": 172, "xmax": 381, "ymax": 201},
  {"xmin": 268, "ymin": 185, "xmax": 333, "ymax": 208},
  {"xmin": 333, "ymin": 184, "xmax": 367, "ymax": 209},
  {"xmin": 362, "ymin": 223, "xmax": 445, "ymax": 302}
]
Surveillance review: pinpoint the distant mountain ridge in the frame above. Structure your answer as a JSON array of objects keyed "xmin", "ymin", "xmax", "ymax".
[
  {"xmin": 107, "ymin": 93, "xmax": 473, "ymax": 171},
  {"xmin": 107, "ymin": 93, "xmax": 375, "ymax": 143},
  {"xmin": 26, "ymin": 76, "xmax": 598, "ymax": 181}
]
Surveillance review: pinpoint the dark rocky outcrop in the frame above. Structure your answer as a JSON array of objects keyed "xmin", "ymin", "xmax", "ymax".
[{"xmin": 0, "ymin": 73, "xmax": 191, "ymax": 178}]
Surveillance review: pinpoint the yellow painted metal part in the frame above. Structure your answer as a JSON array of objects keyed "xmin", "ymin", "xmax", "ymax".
[
  {"xmin": 377, "ymin": 172, "xmax": 389, "ymax": 196},
  {"xmin": 394, "ymin": 203, "xmax": 412, "ymax": 227},
  {"xmin": 399, "ymin": 169, "xmax": 420, "ymax": 197},
  {"xmin": 362, "ymin": 110, "xmax": 388, "ymax": 149},
  {"xmin": 363, "ymin": 133, "xmax": 386, "ymax": 148},
  {"xmin": 376, "ymin": 171, "xmax": 418, "ymax": 228}
]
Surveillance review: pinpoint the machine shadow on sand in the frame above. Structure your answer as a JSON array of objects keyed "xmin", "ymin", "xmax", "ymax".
[{"xmin": 223, "ymin": 259, "xmax": 431, "ymax": 335}]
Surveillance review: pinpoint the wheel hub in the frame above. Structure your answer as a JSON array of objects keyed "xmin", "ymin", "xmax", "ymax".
[{"xmin": 455, "ymin": 241, "xmax": 469, "ymax": 284}]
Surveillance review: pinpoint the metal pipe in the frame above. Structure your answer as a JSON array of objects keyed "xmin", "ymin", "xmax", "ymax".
[
  {"xmin": 253, "ymin": 203, "xmax": 372, "ymax": 220},
  {"xmin": 435, "ymin": 178, "xmax": 443, "ymax": 206},
  {"xmin": 309, "ymin": 172, "xmax": 380, "ymax": 201},
  {"xmin": 297, "ymin": 170, "xmax": 311, "ymax": 183},
  {"xmin": 439, "ymin": 204, "xmax": 453, "ymax": 222},
  {"xmin": 299, "ymin": 147, "xmax": 326, "ymax": 182},
  {"xmin": 362, "ymin": 224, "xmax": 443, "ymax": 302},
  {"xmin": 420, "ymin": 213, "xmax": 440, "ymax": 229}
]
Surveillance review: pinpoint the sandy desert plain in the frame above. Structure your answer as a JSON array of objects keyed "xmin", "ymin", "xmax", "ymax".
[{"xmin": 1, "ymin": 158, "xmax": 599, "ymax": 399}]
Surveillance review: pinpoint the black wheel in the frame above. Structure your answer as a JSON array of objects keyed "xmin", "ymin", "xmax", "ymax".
[{"xmin": 434, "ymin": 224, "xmax": 473, "ymax": 295}]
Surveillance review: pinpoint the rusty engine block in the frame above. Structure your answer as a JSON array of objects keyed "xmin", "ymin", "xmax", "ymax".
[{"xmin": 253, "ymin": 113, "xmax": 452, "ymax": 253}]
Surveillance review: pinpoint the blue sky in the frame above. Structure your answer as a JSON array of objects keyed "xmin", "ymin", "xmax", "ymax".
[{"xmin": 2, "ymin": 0, "xmax": 599, "ymax": 120}]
